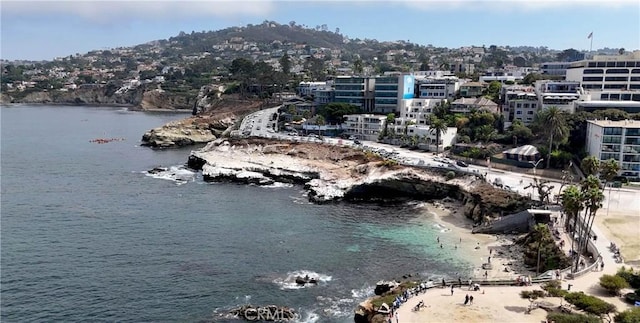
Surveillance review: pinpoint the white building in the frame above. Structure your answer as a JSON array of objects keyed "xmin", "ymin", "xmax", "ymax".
[
  {"xmin": 342, "ymin": 114, "xmax": 387, "ymax": 141},
  {"xmin": 417, "ymin": 76, "xmax": 460, "ymax": 101},
  {"xmin": 391, "ymin": 124, "xmax": 458, "ymax": 150},
  {"xmin": 397, "ymin": 98, "xmax": 438, "ymax": 125},
  {"xmin": 535, "ymin": 80, "xmax": 585, "ymax": 113},
  {"xmin": 298, "ymin": 81, "xmax": 330, "ymax": 97},
  {"xmin": 586, "ymin": 119, "xmax": 640, "ymax": 180},
  {"xmin": 501, "ymin": 85, "xmax": 538, "ymax": 125},
  {"xmin": 565, "ymin": 50, "xmax": 640, "ymax": 92}
]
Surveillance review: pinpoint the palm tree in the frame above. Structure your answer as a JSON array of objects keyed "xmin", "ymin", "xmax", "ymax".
[
  {"xmin": 536, "ymin": 106, "xmax": 569, "ymax": 169},
  {"xmin": 573, "ymin": 175, "xmax": 604, "ymax": 272},
  {"xmin": 430, "ymin": 118, "xmax": 448, "ymax": 155},
  {"xmin": 600, "ymin": 158, "xmax": 621, "ymax": 217},
  {"xmin": 561, "ymin": 185, "xmax": 583, "ymax": 231},
  {"xmin": 581, "ymin": 156, "xmax": 601, "ymax": 177}
]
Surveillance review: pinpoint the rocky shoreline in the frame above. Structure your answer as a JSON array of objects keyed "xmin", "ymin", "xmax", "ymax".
[{"xmin": 186, "ymin": 138, "xmax": 530, "ymax": 221}]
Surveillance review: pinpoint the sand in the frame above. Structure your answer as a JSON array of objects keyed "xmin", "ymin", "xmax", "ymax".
[{"xmin": 391, "ymin": 200, "xmax": 639, "ymax": 323}]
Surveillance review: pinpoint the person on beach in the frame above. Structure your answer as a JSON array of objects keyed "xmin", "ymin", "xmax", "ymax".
[
  {"xmin": 458, "ymin": 277, "xmax": 462, "ymax": 287},
  {"xmin": 437, "ymin": 236, "xmax": 440, "ymax": 243},
  {"xmin": 464, "ymin": 294, "xmax": 469, "ymax": 305},
  {"xmin": 488, "ymin": 256, "xmax": 491, "ymax": 263},
  {"xmin": 451, "ymin": 285, "xmax": 454, "ymax": 296},
  {"xmin": 440, "ymin": 243, "xmax": 443, "ymax": 249},
  {"xmin": 484, "ymin": 271, "xmax": 488, "ymax": 279},
  {"xmin": 442, "ymin": 278, "xmax": 446, "ymax": 288},
  {"xmin": 470, "ymin": 295, "xmax": 474, "ymax": 304},
  {"xmin": 601, "ymin": 262, "xmax": 605, "ymax": 271},
  {"xmin": 489, "ymin": 248, "xmax": 492, "ymax": 255}
]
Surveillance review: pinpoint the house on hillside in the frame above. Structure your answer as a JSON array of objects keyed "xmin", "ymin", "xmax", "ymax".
[
  {"xmin": 459, "ymin": 81, "xmax": 486, "ymax": 97},
  {"xmin": 450, "ymin": 97, "xmax": 499, "ymax": 114}
]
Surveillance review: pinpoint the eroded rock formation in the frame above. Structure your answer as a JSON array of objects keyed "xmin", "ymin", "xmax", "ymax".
[{"xmin": 187, "ymin": 138, "xmax": 530, "ymax": 222}]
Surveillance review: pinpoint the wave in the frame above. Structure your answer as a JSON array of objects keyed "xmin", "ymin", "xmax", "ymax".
[
  {"xmin": 311, "ymin": 285, "xmax": 374, "ymax": 320},
  {"xmin": 432, "ymin": 222, "xmax": 451, "ymax": 233},
  {"xmin": 262, "ymin": 182, "xmax": 294, "ymax": 189},
  {"xmin": 294, "ymin": 310, "xmax": 319, "ymax": 323},
  {"xmin": 143, "ymin": 165, "xmax": 196, "ymax": 185},
  {"xmin": 272, "ymin": 270, "xmax": 332, "ymax": 290}
]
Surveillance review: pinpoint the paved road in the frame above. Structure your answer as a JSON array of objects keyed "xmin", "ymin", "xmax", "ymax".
[{"xmin": 236, "ymin": 108, "xmax": 640, "ymax": 214}]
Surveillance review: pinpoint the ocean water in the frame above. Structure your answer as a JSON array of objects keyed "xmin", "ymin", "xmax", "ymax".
[{"xmin": 1, "ymin": 105, "xmax": 474, "ymax": 322}]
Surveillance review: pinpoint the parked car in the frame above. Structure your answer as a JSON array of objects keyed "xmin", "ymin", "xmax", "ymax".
[
  {"xmin": 348, "ymin": 136, "xmax": 356, "ymax": 140},
  {"xmin": 456, "ymin": 160, "xmax": 468, "ymax": 167},
  {"xmin": 354, "ymin": 140, "xmax": 362, "ymax": 145}
]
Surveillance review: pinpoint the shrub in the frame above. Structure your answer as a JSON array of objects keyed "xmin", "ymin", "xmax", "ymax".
[
  {"xmin": 546, "ymin": 313, "xmax": 600, "ymax": 323},
  {"xmin": 600, "ymin": 274, "xmax": 630, "ymax": 295},
  {"xmin": 542, "ymin": 280, "xmax": 562, "ymax": 290},
  {"xmin": 546, "ymin": 287, "xmax": 569, "ymax": 298},
  {"xmin": 564, "ymin": 292, "xmax": 617, "ymax": 316},
  {"xmin": 446, "ymin": 171, "xmax": 456, "ymax": 180},
  {"xmin": 520, "ymin": 290, "xmax": 545, "ymax": 299},
  {"xmin": 617, "ymin": 267, "xmax": 640, "ymax": 289},
  {"xmin": 615, "ymin": 307, "xmax": 640, "ymax": 323}
]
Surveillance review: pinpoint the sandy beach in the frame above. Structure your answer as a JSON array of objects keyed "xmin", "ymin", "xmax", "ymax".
[{"xmin": 389, "ymin": 199, "xmax": 639, "ymax": 323}]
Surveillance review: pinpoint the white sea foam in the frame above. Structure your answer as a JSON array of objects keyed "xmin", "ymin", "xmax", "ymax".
[
  {"xmin": 273, "ymin": 270, "xmax": 332, "ymax": 290},
  {"xmin": 432, "ymin": 222, "xmax": 451, "ymax": 233},
  {"xmin": 262, "ymin": 182, "xmax": 294, "ymax": 189},
  {"xmin": 143, "ymin": 165, "xmax": 196, "ymax": 185},
  {"xmin": 294, "ymin": 310, "xmax": 319, "ymax": 323}
]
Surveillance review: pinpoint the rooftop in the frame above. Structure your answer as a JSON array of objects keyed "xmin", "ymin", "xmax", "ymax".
[{"xmin": 587, "ymin": 119, "xmax": 640, "ymax": 127}]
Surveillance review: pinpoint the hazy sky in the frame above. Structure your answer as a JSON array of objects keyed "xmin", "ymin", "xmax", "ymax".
[{"xmin": 1, "ymin": 0, "xmax": 639, "ymax": 61}]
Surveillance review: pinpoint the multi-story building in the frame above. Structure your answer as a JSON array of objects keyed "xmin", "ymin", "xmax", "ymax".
[
  {"xmin": 501, "ymin": 85, "xmax": 538, "ymax": 125},
  {"xmin": 397, "ymin": 98, "xmax": 438, "ymax": 125},
  {"xmin": 417, "ymin": 76, "xmax": 460, "ymax": 101},
  {"xmin": 540, "ymin": 62, "xmax": 571, "ymax": 78},
  {"xmin": 373, "ymin": 74, "xmax": 416, "ymax": 114},
  {"xmin": 459, "ymin": 82, "xmax": 486, "ymax": 97},
  {"xmin": 342, "ymin": 114, "xmax": 387, "ymax": 141},
  {"xmin": 576, "ymin": 101, "xmax": 640, "ymax": 114},
  {"xmin": 586, "ymin": 119, "xmax": 640, "ymax": 180},
  {"xmin": 565, "ymin": 50, "xmax": 640, "ymax": 92},
  {"xmin": 535, "ymin": 80, "xmax": 584, "ymax": 113},
  {"xmin": 313, "ymin": 87, "xmax": 335, "ymax": 107},
  {"xmin": 450, "ymin": 97, "xmax": 499, "ymax": 114},
  {"xmin": 333, "ymin": 76, "xmax": 375, "ymax": 112},
  {"xmin": 297, "ymin": 81, "xmax": 330, "ymax": 97}
]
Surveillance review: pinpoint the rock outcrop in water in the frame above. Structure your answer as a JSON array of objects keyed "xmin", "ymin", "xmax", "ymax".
[{"xmin": 187, "ymin": 138, "xmax": 530, "ymax": 222}]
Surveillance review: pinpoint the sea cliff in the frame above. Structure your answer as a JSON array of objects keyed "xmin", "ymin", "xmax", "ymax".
[{"xmin": 186, "ymin": 138, "xmax": 530, "ymax": 222}]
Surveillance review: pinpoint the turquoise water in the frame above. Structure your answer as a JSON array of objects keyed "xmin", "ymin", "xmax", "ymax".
[{"xmin": 1, "ymin": 105, "xmax": 474, "ymax": 322}]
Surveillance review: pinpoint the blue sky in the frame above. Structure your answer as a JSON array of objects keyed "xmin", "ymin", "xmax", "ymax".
[{"xmin": 1, "ymin": 0, "xmax": 639, "ymax": 61}]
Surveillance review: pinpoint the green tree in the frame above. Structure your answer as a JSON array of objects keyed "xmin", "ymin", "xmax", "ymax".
[
  {"xmin": 509, "ymin": 120, "xmax": 534, "ymax": 144},
  {"xmin": 581, "ymin": 156, "xmax": 601, "ymax": 177},
  {"xmin": 536, "ymin": 106, "xmax": 569, "ymax": 169},
  {"xmin": 430, "ymin": 117, "xmax": 448, "ymax": 155},
  {"xmin": 600, "ymin": 158, "xmax": 621, "ymax": 187},
  {"xmin": 279, "ymin": 53, "xmax": 291, "ymax": 75},
  {"xmin": 615, "ymin": 307, "xmax": 640, "ymax": 323},
  {"xmin": 316, "ymin": 102, "xmax": 361, "ymax": 124},
  {"xmin": 353, "ymin": 58, "xmax": 363, "ymax": 75},
  {"xmin": 561, "ymin": 185, "xmax": 584, "ymax": 237},
  {"xmin": 484, "ymin": 81, "xmax": 502, "ymax": 102},
  {"xmin": 382, "ymin": 113, "xmax": 396, "ymax": 138},
  {"xmin": 600, "ymin": 274, "xmax": 629, "ymax": 296}
]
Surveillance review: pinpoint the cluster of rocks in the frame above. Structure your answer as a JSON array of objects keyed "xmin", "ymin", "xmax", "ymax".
[
  {"xmin": 186, "ymin": 139, "xmax": 531, "ymax": 219},
  {"xmin": 228, "ymin": 305, "xmax": 297, "ymax": 321}
]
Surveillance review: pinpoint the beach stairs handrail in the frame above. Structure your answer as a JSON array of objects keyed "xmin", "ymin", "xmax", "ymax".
[{"xmin": 566, "ymin": 227, "xmax": 603, "ymax": 279}]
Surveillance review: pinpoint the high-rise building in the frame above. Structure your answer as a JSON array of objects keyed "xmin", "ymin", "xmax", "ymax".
[{"xmin": 586, "ymin": 119, "xmax": 640, "ymax": 180}]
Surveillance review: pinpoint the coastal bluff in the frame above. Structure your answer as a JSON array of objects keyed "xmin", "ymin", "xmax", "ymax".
[{"xmin": 187, "ymin": 138, "xmax": 530, "ymax": 222}]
